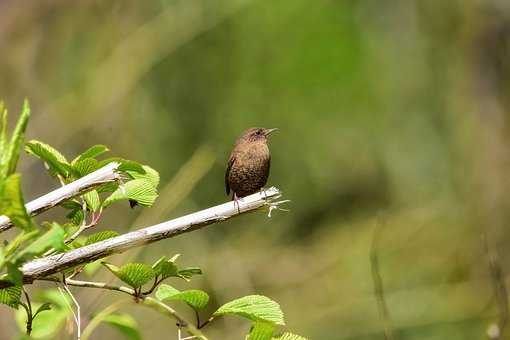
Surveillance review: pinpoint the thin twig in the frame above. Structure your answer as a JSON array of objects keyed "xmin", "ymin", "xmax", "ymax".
[
  {"xmin": 0, "ymin": 162, "xmax": 120, "ymax": 233},
  {"xmin": 22, "ymin": 288, "xmax": 33, "ymax": 335},
  {"xmin": 62, "ymin": 277, "xmax": 82, "ymax": 340},
  {"xmin": 16, "ymin": 187, "xmax": 284, "ymax": 284},
  {"xmin": 370, "ymin": 219, "xmax": 395, "ymax": 340},
  {"xmin": 65, "ymin": 209, "xmax": 103, "ymax": 245},
  {"xmin": 37, "ymin": 277, "xmax": 206, "ymax": 339}
]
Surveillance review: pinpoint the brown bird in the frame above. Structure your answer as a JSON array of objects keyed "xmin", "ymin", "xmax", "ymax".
[{"xmin": 225, "ymin": 127, "xmax": 278, "ymax": 205}]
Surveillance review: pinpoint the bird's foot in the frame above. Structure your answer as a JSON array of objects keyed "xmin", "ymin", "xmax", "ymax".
[
  {"xmin": 259, "ymin": 188, "xmax": 269, "ymax": 201},
  {"xmin": 233, "ymin": 193, "xmax": 241, "ymax": 214}
]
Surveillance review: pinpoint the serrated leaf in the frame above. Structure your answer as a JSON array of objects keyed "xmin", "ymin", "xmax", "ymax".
[
  {"xmin": 178, "ymin": 267, "xmax": 202, "ymax": 281},
  {"xmin": 60, "ymin": 200, "xmax": 82, "ymax": 210},
  {"xmin": 85, "ymin": 230, "xmax": 119, "ymax": 245},
  {"xmin": 213, "ymin": 295, "xmax": 285, "ymax": 325},
  {"xmin": 103, "ymin": 179, "xmax": 157, "ymax": 208},
  {"xmin": 127, "ymin": 165, "xmax": 159, "ymax": 188},
  {"xmin": 155, "ymin": 284, "xmax": 209, "ymax": 310},
  {"xmin": 66, "ymin": 207, "xmax": 84, "ymax": 226},
  {"xmin": 2, "ymin": 99, "xmax": 30, "ymax": 177},
  {"xmin": 103, "ymin": 313, "xmax": 142, "ymax": 340},
  {"xmin": 0, "ymin": 174, "xmax": 34, "ymax": 231},
  {"xmin": 152, "ymin": 256, "xmax": 178, "ymax": 279},
  {"xmin": 25, "ymin": 140, "xmax": 72, "ymax": 178},
  {"xmin": 102, "ymin": 262, "xmax": 154, "ymax": 288},
  {"xmin": 97, "ymin": 158, "xmax": 146, "ymax": 174},
  {"xmin": 73, "ymin": 158, "xmax": 99, "ymax": 177},
  {"xmin": 72, "ymin": 145, "xmax": 109, "ymax": 164},
  {"xmin": 272, "ymin": 332, "xmax": 308, "ymax": 340},
  {"xmin": 84, "ymin": 190, "xmax": 101, "ymax": 212},
  {"xmin": 97, "ymin": 181, "xmax": 119, "ymax": 194},
  {"xmin": 0, "ymin": 285, "xmax": 21, "ymax": 308},
  {"xmin": 249, "ymin": 321, "xmax": 275, "ymax": 340}
]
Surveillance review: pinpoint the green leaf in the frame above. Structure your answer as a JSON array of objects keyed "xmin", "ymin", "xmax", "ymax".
[
  {"xmin": 67, "ymin": 207, "xmax": 84, "ymax": 226},
  {"xmin": 72, "ymin": 145, "xmax": 109, "ymax": 164},
  {"xmin": 84, "ymin": 190, "xmax": 101, "ymax": 212},
  {"xmin": 85, "ymin": 230, "xmax": 119, "ymax": 246},
  {"xmin": 103, "ymin": 179, "xmax": 158, "ymax": 208},
  {"xmin": 127, "ymin": 165, "xmax": 160, "ymax": 188},
  {"xmin": 6, "ymin": 263, "xmax": 23, "ymax": 285},
  {"xmin": 73, "ymin": 158, "xmax": 99, "ymax": 177},
  {"xmin": 102, "ymin": 313, "xmax": 142, "ymax": 340},
  {"xmin": 102, "ymin": 262, "xmax": 155, "ymax": 288},
  {"xmin": 272, "ymin": 332, "xmax": 308, "ymax": 340},
  {"xmin": 0, "ymin": 174, "xmax": 34, "ymax": 231},
  {"xmin": 4, "ymin": 230, "xmax": 39, "ymax": 259},
  {"xmin": 213, "ymin": 295, "xmax": 285, "ymax": 325},
  {"xmin": 249, "ymin": 321, "xmax": 275, "ymax": 340},
  {"xmin": 2, "ymin": 99, "xmax": 30, "ymax": 177},
  {"xmin": 178, "ymin": 267, "xmax": 203, "ymax": 281},
  {"xmin": 97, "ymin": 158, "xmax": 146, "ymax": 174},
  {"xmin": 25, "ymin": 140, "xmax": 72, "ymax": 178},
  {"xmin": 0, "ymin": 285, "xmax": 21, "ymax": 308},
  {"xmin": 33, "ymin": 302, "xmax": 52, "ymax": 318},
  {"xmin": 155, "ymin": 284, "xmax": 209, "ymax": 310},
  {"xmin": 96, "ymin": 181, "xmax": 119, "ymax": 193},
  {"xmin": 152, "ymin": 256, "xmax": 178, "ymax": 279},
  {"xmin": 83, "ymin": 260, "xmax": 103, "ymax": 276},
  {"xmin": 18, "ymin": 223, "xmax": 65, "ymax": 257},
  {"xmin": 15, "ymin": 289, "xmax": 72, "ymax": 338}
]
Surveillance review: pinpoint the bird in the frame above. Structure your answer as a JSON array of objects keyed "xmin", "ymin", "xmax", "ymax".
[{"xmin": 225, "ymin": 127, "xmax": 278, "ymax": 209}]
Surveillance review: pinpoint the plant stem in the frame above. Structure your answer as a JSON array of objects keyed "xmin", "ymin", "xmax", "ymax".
[
  {"xmin": 142, "ymin": 297, "xmax": 207, "ymax": 339},
  {"xmin": 36, "ymin": 277, "xmax": 206, "ymax": 339},
  {"xmin": 22, "ymin": 288, "xmax": 33, "ymax": 335}
]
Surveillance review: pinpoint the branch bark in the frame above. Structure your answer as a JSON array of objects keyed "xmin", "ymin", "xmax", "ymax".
[
  {"xmin": 0, "ymin": 162, "xmax": 121, "ymax": 233},
  {"xmin": 19, "ymin": 187, "xmax": 282, "ymax": 283}
]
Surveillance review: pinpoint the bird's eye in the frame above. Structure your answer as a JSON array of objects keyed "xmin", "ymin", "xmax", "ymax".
[{"xmin": 256, "ymin": 129, "xmax": 262, "ymax": 135}]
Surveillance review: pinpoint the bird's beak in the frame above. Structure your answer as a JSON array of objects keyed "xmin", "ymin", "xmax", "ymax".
[{"xmin": 264, "ymin": 128, "xmax": 278, "ymax": 136}]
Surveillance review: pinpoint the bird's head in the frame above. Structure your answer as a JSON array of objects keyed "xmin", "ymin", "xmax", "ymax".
[{"xmin": 239, "ymin": 127, "xmax": 278, "ymax": 143}]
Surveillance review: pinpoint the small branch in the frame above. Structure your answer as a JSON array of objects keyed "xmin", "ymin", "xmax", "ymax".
[
  {"xmin": 22, "ymin": 288, "xmax": 33, "ymax": 335},
  {"xmin": 37, "ymin": 277, "xmax": 206, "ymax": 339},
  {"xmin": 0, "ymin": 162, "xmax": 121, "ymax": 233},
  {"xmin": 62, "ymin": 277, "xmax": 82, "ymax": 340},
  {"xmin": 40, "ymin": 276, "xmax": 135, "ymax": 295},
  {"xmin": 18, "ymin": 187, "xmax": 283, "ymax": 283},
  {"xmin": 142, "ymin": 297, "xmax": 206, "ymax": 339},
  {"xmin": 65, "ymin": 209, "xmax": 103, "ymax": 245}
]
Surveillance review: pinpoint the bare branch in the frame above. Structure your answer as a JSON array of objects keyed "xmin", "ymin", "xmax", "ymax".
[
  {"xmin": 0, "ymin": 162, "xmax": 121, "ymax": 233},
  {"xmin": 19, "ymin": 187, "xmax": 283, "ymax": 283}
]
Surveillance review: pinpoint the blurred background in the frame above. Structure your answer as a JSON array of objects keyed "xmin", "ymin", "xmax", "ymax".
[{"xmin": 2, "ymin": 0, "xmax": 510, "ymax": 339}]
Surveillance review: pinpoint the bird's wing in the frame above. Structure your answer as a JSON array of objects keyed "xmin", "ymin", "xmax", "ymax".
[{"xmin": 225, "ymin": 154, "xmax": 235, "ymax": 195}]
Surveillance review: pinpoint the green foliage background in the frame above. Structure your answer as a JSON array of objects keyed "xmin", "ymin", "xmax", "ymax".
[{"xmin": 1, "ymin": 0, "xmax": 510, "ymax": 338}]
